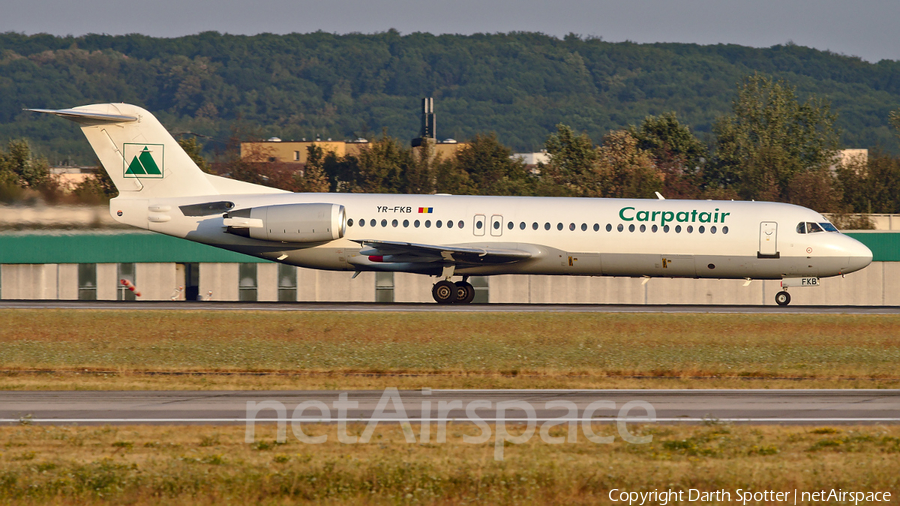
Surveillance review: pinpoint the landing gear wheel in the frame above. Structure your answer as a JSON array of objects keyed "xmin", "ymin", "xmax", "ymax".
[
  {"xmin": 454, "ymin": 281, "xmax": 475, "ymax": 304},
  {"xmin": 432, "ymin": 280, "xmax": 458, "ymax": 304},
  {"xmin": 775, "ymin": 291, "xmax": 791, "ymax": 306}
]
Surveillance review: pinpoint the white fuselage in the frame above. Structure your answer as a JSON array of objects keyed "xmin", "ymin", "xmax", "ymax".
[{"xmin": 113, "ymin": 192, "xmax": 873, "ymax": 280}]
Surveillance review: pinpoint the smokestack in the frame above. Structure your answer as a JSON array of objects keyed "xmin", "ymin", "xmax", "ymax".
[{"xmin": 421, "ymin": 97, "xmax": 435, "ymax": 139}]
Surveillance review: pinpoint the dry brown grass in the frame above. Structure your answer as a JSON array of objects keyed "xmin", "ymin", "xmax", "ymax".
[
  {"xmin": 1, "ymin": 310, "xmax": 899, "ymax": 390},
  {"xmin": 0, "ymin": 423, "xmax": 898, "ymax": 504}
]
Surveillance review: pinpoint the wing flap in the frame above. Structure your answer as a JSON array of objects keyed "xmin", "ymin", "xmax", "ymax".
[{"xmin": 354, "ymin": 239, "xmax": 532, "ymax": 265}]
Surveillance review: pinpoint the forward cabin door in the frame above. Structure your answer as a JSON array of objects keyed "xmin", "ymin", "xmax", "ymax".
[{"xmin": 758, "ymin": 222, "xmax": 779, "ymax": 258}]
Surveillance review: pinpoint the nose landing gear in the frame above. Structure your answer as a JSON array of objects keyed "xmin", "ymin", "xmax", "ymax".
[{"xmin": 775, "ymin": 290, "xmax": 791, "ymax": 306}]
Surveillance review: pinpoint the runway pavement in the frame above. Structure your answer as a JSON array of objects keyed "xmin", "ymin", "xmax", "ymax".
[
  {"xmin": 1, "ymin": 389, "xmax": 898, "ymax": 425},
  {"xmin": 1, "ymin": 300, "xmax": 898, "ymax": 314}
]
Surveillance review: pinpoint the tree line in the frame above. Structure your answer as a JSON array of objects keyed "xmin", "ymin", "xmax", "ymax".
[
  {"xmin": 3, "ymin": 73, "xmax": 900, "ymax": 227},
  {"xmin": 217, "ymin": 74, "xmax": 899, "ymax": 225},
  {"xmin": 2, "ymin": 31, "xmax": 900, "ymax": 165}
]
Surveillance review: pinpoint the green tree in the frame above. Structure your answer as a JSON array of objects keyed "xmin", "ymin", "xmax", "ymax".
[
  {"xmin": 0, "ymin": 139, "xmax": 50, "ymax": 189},
  {"xmin": 836, "ymin": 153, "xmax": 900, "ymax": 214},
  {"xmin": 540, "ymin": 124, "xmax": 597, "ymax": 196},
  {"xmin": 629, "ymin": 112, "xmax": 707, "ymax": 199},
  {"xmin": 594, "ymin": 130, "xmax": 662, "ymax": 198},
  {"xmin": 711, "ymin": 74, "xmax": 840, "ymax": 203},
  {"xmin": 448, "ymin": 133, "xmax": 532, "ymax": 196},
  {"xmin": 177, "ymin": 137, "xmax": 211, "ymax": 173},
  {"xmin": 72, "ymin": 165, "xmax": 118, "ymax": 204},
  {"xmin": 353, "ymin": 134, "xmax": 414, "ymax": 193},
  {"xmin": 629, "ymin": 112, "xmax": 707, "ymax": 170},
  {"xmin": 291, "ymin": 145, "xmax": 331, "ymax": 192}
]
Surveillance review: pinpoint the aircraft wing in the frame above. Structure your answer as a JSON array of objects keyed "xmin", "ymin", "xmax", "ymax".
[{"xmin": 354, "ymin": 239, "xmax": 533, "ymax": 265}]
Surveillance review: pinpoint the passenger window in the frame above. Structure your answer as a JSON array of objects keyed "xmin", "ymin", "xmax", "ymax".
[
  {"xmin": 628, "ymin": 224, "xmax": 635, "ymax": 232},
  {"xmin": 414, "ymin": 220, "xmax": 420, "ymax": 228},
  {"xmin": 403, "ymin": 219, "xmax": 409, "ymax": 228},
  {"xmin": 392, "ymin": 219, "xmax": 398, "ymax": 227},
  {"xmin": 425, "ymin": 220, "xmax": 431, "ymax": 228},
  {"xmin": 675, "ymin": 225, "xmax": 682, "ymax": 233},
  {"xmin": 711, "ymin": 226, "xmax": 717, "ymax": 234},
  {"xmin": 606, "ymin": 224, "xmax": 612, "ymax": 232},
  {"xmin": 458, "ymin": 221, "xmax": 464, "ymax": 228},
  {"xmin": 544, "ymin": 223, "xmax": 551, "ymax": 230},
  {"xmin": 651, "ymin": 225, "xmax": 658, "ymax": 233},
  {"xmin": 617, "ymin": 224, "xmax": 624, "ymax": 232},
  {"xmin": 594, "ymin": 224, "xmax": 600, "ymax": 232},
  {"xmin": 532, "ymin": 222, "xmax": 538, "ymax": 230},
  {"xmin": 796, "ymin": 222, "xmax": 806, "ymax": 234},
  {"xmin": 447, "ymin": 220, "xmax": 454, "ymax": 229},
  {"xmin": 381, "ymin": 219, "xmax": 387, "ymax": 227},
  {"xmin": 664, "ymin": 225, "xmax": 670, "ymax": 233},
  {"xmin": 699, "ymin": 226, "xmax": 705, "ymax": 233},
  {"xmin": 568, "ymin": 223, "xmax": 575, "ymax": 231},
  {"xmin": 507, "ymin": 221, "xmax": 513, "ymax": 230},
  {"xmin": 494, "ymin": 221, "xmax": 500, "ymax": 230},
  {"xmin": 520, "ymin": 222, "xmax": 526, "ymax": 230},
  {"xmin": 557, "ymin": 223, "xmax": 563, "ymax": 231},
  {"xmin": 370, "ymin": 219, "xmax": 376, "ymax": 227},
  {"xmin": 476, "ymin": 221, "xmax": 483, "ymax": 230},
  {"xmin": 639, "ymin": 224, "xmax": 646, "ymax": 232},
  {"xmin": 436, "ymin": 220, "xmax": 443, "ymax": 228},
  {"xmin": 581, "ymin": 223, "xmax": 587, "ymax": 231},
  {"xmin": 687, "ymin": 225, "xmax": 693, "ymax": 233},
  {"xmin": 722, "ymin": 226, "xmax": 729, "ymax": 234},
  {"xmin": 358, "ymin": 219, "xmax": 364, "ymax": 227}
]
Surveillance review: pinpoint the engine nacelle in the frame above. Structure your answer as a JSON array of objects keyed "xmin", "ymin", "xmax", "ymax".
[{"xmin": 223, "ymin": 203, "xmax": 345, "ymax": 243}]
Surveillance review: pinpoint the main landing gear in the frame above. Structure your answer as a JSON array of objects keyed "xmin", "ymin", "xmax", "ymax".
[
  {"xmin": 432, "ymin": 278, "xmax": 475, "ymax": 304},
  {"xmin": 775, "ymin": 290, "xmax": 792, "ymax": 306}
]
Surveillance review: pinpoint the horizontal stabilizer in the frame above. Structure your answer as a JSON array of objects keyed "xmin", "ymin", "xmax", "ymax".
[{"xmin": 26, "ymin": 108, "xmax": 138, "ymax": 124}]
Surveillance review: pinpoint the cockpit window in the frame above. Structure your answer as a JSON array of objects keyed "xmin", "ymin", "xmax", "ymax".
[{"xmin": 797, "ymin": 221, "xmax": 838, "ymax": 234}]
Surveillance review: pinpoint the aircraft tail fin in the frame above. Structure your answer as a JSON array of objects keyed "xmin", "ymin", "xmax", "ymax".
[{"xmin": 29, "ymin": 103, "xmax": 282, "ymax": 199}]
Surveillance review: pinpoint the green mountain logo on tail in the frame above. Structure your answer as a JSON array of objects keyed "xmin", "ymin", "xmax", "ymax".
[{"xmin": 123, "ymin": 143, "xmax": 164, "ymax": 178}]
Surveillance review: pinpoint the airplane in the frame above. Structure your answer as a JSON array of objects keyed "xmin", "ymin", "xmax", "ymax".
[{"xmin": 30, "ymin": 103, "xmax": 873, "ymax": 306}]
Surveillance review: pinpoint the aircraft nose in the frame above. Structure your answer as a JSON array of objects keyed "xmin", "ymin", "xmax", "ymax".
[{"xmin": 844, "ymin": 236, "xmax": 873, "ymax": 274}]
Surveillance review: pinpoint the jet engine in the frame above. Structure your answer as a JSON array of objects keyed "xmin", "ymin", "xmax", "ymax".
[{"xmin": 223, "ymin": 203, "xmax": 345, "ymax": 243}]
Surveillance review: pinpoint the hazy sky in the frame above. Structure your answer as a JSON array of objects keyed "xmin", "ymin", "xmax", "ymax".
[{"xmin": 3, "ymin": 0, "xmax": 898, "ymax": 62}]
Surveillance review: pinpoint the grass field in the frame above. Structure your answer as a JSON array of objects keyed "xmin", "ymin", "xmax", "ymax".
[
  {"xmin": 2, "ymin": 309, "xmax": 899, "ymax": 504},
  {"xmin": 1, "ymin": 310, "xmax": 899, "ymax": 390},
  {"xmin": 0, "ymin": 422, "xmax": 898, "ymax": 504}
]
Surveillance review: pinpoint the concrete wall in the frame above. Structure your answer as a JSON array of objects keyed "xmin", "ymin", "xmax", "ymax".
[
  {"xmin": 0, "ymin": 264, "xmax": 59, "ymax": 299},
  {"xmin": 297, "ymin": 268, "xmax": 375, "ymax": 302},
  {"xmin": 135, "ymin": 263, "xmax": 178, "ymax": 301},
  {"xmin": 1, "ymin": 262, "xmax": 897, "ymax": 305},
  {"xmin": 199, "ymin": 263, "xmax": 239, "ymax": 301},
  {"xmin": 257, "ymin": 263, "xmax": 279, "ymax": 302}
]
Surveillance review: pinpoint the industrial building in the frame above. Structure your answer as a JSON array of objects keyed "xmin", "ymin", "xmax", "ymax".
[{"xmin": 239, "ymin": 98, "xmax": 466, "ymax": 165}]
